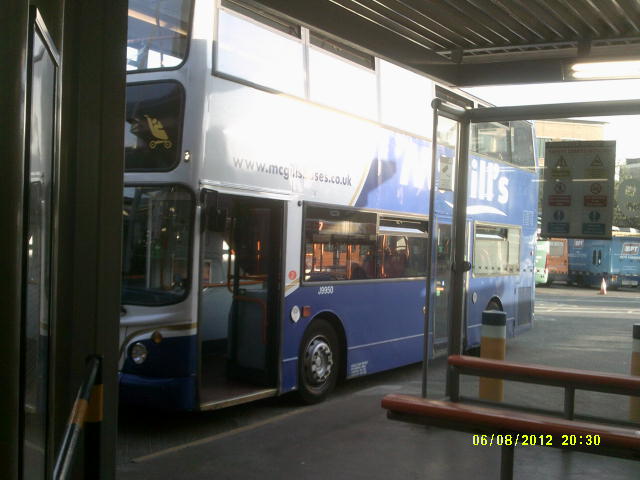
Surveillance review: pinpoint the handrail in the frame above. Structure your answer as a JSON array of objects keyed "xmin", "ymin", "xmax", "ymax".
[
  {"xmin": 53, "ymin": 355, "xmax": 103, "ymax": 480},
  {"xmin": 448, "ymin": 355, "xmax": 640, "ymax": 419},
  {"xmin": 202, "ymin": 280, "xmax": 263, "ymax": 288}
]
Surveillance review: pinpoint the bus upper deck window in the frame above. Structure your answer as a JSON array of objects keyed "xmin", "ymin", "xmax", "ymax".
[
  {"xmin": 125, "ymin": 81, "xmax": 185, "ymax": 171},
  {"xmin": 127, "ymin": 0, "xmax": 194, "ymax": 71}
]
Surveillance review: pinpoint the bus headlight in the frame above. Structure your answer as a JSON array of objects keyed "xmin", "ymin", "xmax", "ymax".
[
  {"xmin": 130, "ymin": 342, "xmax": 148, "ymax": 365},
  {"xmin": 290, "ymin": 305, "xmax": 301, "ymax": 323}
]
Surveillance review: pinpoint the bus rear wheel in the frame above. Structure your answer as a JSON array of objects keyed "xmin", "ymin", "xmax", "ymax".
[{"xmin": 298, "ymin": 319, "xmax": 340, "ymax": 404}]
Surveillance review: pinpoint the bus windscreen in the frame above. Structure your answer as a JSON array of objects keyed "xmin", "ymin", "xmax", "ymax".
[{"xmin": 121, "ymin": 185, "xmax": 193, "ymax": 305}]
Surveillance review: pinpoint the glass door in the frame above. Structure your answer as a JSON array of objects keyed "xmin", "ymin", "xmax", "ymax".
[
  {"xmin": 432, "ymin": 222, "xmax": 454, "ymax": 355},
  {"xmin": 429, "ymin": 114, "xmax": 459, "ymax": 357},
  {"xmin": 22, "ymin": 11, "xmax": 59, "ymax": 479}
]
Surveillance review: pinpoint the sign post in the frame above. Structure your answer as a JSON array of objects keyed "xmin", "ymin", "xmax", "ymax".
[{"xmin": 541, "ymin": 141, "xmax": 616, "ymax": 239}]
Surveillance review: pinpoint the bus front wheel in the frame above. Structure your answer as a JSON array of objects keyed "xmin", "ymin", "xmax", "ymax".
[{"xmin": 298, "ymin": 319, "xmax": 340, "ymax": 404}]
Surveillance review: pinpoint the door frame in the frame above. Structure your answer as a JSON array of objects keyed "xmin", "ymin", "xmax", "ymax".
[{"xmin": 197, "ymin": 189, "xmax": 286, "ymax": 402}]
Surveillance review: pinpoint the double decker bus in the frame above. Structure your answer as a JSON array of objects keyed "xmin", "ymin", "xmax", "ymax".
[{"xmin": 120, "ymin": 0, "xmax": 538, "ymax": 410}]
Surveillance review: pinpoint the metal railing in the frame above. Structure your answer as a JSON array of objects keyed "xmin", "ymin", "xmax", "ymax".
[
  {"xmin": 448, "ymin": 354, "xmax": 640, "ymax": 422},
  {"xmin": 53, "ymin": 355, "xmax": 103, "ymax": 480}
]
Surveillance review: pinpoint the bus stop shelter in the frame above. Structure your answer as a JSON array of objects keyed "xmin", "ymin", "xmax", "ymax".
[{"xmin": 4, "ymin": 1, "xmax": 640, "ymax": 478}]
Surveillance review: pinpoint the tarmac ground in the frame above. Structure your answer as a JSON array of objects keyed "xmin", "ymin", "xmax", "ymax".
[{"xmin": 118, "ymin": 285, "xmax": 640, "ymax": 479}]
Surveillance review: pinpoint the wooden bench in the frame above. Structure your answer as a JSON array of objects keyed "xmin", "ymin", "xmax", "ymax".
[
  {"xmin": 382, "ymin": 394, "xmax": 640, "ymax": 480},
  {"xmin": 448, "ymin": 355, "xmax": 640, "ymax": 419}
]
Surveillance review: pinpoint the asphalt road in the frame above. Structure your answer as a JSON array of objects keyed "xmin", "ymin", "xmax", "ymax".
[{"xmin": 117, "ymin": 285, "xmax": 640, "ymax": 479}]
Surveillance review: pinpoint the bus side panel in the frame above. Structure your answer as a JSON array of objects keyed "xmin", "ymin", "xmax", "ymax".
[
  {"xmin": 568, "ymin": 239, "xmax": 587, "ymax": 285},
  {"xmin": 280, "ymin": 280, "xmax": 425, "ymax": 392},
  {"xmin": 570, "ymin": 239, "xmax": 608, "ymax": 287},
  {"xmin": 617, "ymin": 237, "xmax": 640, "ymax": 285}
]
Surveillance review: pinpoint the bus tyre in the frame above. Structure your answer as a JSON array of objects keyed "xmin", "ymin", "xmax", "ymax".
[{"xmin": 298, "ymin": 319, "xmax": 340, "ymax": 404}]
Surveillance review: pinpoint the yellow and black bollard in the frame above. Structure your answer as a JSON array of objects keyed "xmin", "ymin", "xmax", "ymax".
[
  {"xmin": 479, "ymin": 310, "xmax": 506, "ymax": 402},
  {"xmin": 630, "ymin": 324, "xmax": 640, "ymax": 422}
]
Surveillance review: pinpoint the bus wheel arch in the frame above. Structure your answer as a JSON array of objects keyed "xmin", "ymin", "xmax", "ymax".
[
  {"xmin": 485, "ymin": 297, "xmax": 503, "ymax": 311},
  {"xmin": 296, "ymin": 314, "xmax": 345, "ymax": 404},
  {"xmin": 464, "ymin": 296, "xmax": 503, "ymax": 356}
]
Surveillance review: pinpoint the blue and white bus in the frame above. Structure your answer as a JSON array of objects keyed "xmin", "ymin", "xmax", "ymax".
[
  {"xmin": 568, "ymin": 231, "xmax": 640, "ymax": 289},
  {"xmin": 120, "ymin": 0, "xmax": 538, "ymax": 410}
]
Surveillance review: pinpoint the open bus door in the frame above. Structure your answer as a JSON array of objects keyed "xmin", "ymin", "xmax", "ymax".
[{"xmin": 199, "ymin": 191, "xmax": 283, "ymax": 409}]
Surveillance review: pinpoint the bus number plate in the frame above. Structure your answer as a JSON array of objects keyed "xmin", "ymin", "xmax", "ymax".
[{"xmin": 318, "ymin": 286, "xmax": 334, "ymax": 295}]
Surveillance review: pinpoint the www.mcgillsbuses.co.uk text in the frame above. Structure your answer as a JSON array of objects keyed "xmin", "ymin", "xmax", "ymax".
[{"xmin": 232, "ymin": 157, "xmax": 352, "ymax": 186}]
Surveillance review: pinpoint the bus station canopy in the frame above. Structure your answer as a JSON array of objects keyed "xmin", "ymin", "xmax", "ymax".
[{"xmin": 249, "ymin": 0, "xmax": 640, "ymax": 86}]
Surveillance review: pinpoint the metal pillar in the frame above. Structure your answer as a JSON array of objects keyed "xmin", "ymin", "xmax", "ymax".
[
  {"xmin": 445, "ymin": 117, "xmax": 471, "ymax": 399},
  {"xmin": 421, "ymin": 102, "xmax": 440, "ymax": 398},
  {"xmin": 422, "ymin": 99, "xmax": 467, "ymax": 399},
  {"xmin": 0, "ymin": 2, "xmax": 29, "ymax": 478}
]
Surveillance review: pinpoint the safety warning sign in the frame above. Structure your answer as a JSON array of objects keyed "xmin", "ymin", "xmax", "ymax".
[{"xmin": 541, "ymin": 140, "xmax": 615, "ymax": 240}]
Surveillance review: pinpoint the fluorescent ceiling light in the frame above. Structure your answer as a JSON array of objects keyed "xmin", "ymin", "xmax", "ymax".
[{"xmin": 570, "ymin": 60, "xmax": 640, "ymax": 79}]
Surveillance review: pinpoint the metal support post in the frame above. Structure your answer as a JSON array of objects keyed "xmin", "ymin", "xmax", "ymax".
[
  {"xmin": 422, "ymin": 100, "xmax": 440, "ymax": 398},
  {"xmin": 500, "ymin": 444, "xmax": 515, "ymax": 480},
  {"xmin": 445, "ymin": 118, "xmax": 471, "ymax": 399},
  {"xmin": 448, "ymin": 366, "xmax": 459, "ymax": 402},
  {"xmin": 564, "ymin": 386, "xmax": 575, "ymax": 420}
]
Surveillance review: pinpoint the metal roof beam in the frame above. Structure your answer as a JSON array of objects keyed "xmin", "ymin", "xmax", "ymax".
[
  {"xmin": 585, "ymin": 0, "xmax": 624, "ymax": 36},
  {"xmin": 465, "ymin": 0, "xmax": 537, "ymax": 42},
  {"xmin": 449, "ymin": 58, "xmax": 565, "ymax": 85},
  {"xmin": 328, "ymin": 0, "xmax": 450, "ymax": 50},
  {"xmin": 614, "ymin": 0, "xmax": 640, "ymax": 33},
  {"xmin": 513, "ymin": 0, "xmax": 576, "ymax": 39},
  {"xmin": 351, "ymin": 0, "xmax": 471, "ymax": 49},
  {"xmin": 441, "ymin": 0, "xmax": 521, "ymax": 44},
  {"xmin": 394, "ymin": 0, "xmax": 499, "ymax": 46},
  {"xmin": 489, "ymin": 0, "xmax": 558, "ymax": 41},
  {"xmin": 247, "ymin": 0, "xmax": 454, "ymax": 65},
  {"xmin": 563, "ymin": 0, "xmax": 607, "ymax": 37},
  {"xmin": 536, "ymin": 0, "xmax": 588, "ymax": 37},
  {"xmin": 468, "ymin": 99, "xmax": 640, "ymax": 122}
]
